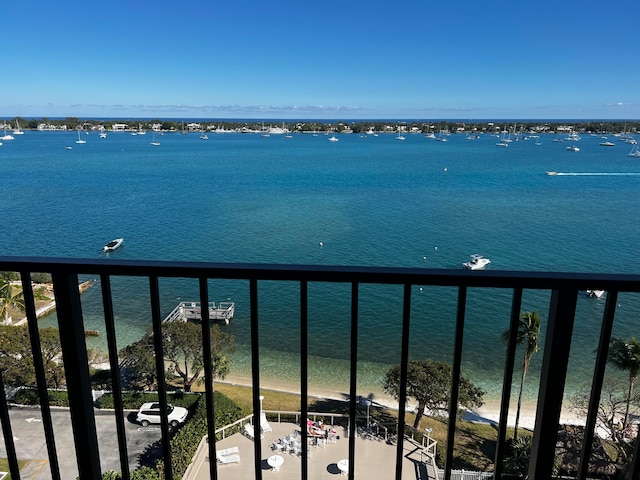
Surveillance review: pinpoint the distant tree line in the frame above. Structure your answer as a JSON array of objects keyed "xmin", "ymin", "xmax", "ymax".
[{"xmin": 5, "ymin": 116, "xmax": 639, "ymax": 135}]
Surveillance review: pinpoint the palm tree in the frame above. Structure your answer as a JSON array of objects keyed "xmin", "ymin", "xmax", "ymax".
[
  {"xmin": 607, "ymin": 337, "xmax": 640, "ymax": 429},
  {"xmin": 503, "ymin": 310, "xmax": 541, "ymax": 441},
  {"xmin": 0, "ymin": 273, "xmax": 25, "ymax": 325}
]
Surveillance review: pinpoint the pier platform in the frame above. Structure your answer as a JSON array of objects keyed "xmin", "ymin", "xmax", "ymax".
[{"xmin": 162, "ymin": 301, "xmax": 235, "ymax": 325}]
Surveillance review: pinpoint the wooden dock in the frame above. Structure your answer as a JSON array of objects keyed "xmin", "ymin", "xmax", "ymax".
[{"xmin": 162, "ymin": 301, "xmax": 235, "ymax": 325}]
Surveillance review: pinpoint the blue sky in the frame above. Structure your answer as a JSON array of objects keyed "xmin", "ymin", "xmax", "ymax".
[{"xmin": 3, "ymin": 0, "xmax": 640, "ymax": 120}]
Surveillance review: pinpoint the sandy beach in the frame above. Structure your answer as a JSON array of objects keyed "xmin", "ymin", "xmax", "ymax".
[{"xmin": 218, "ymin": 373, "xmax": 586, "ymax": 432}]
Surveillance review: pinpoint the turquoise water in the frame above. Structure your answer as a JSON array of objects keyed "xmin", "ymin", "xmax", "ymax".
[{"xmin": 1, "ymin": 130, "xmax": 639, "ymax": 402}]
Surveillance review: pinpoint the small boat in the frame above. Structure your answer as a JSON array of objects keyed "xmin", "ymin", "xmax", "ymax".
[
  {"xmin": 1, "ymin": 124, "xmax": 15, "ymax": 141},
  {"xmin": 13, "ymin": 119, "xmax": 25, "ymax": 135},
  {"xmin": 328, "ymin": 136, "xmax": 339, "ymax": 142},
  {"xmin": 75, "ymin": 129, "xmax": 86, "ymax": 144},
  {"xmin": 599, "ymin": 141, "xmax": 615, "ymax": 147},
  {"xmin": 463, "ymin": 254, "xmax": 491, "ymax": 270},
  {"xmin": 586, "ymin": 289, "xmax": 605, "ymax": 298},
  {"xmin": 65, "ymin": 146, "xmax": 72, "ymax": 150},
  {"xmin": 103, "ymin": 238, "xmax": 124, "ymax": 252},
  {"xmin": 628, "ymin": 144, "xmax": 640, "ymax": 158},
  {"xmin": 566, "ymin": 145, "xmax": 579, "ymax": 151},
  {"xmin": 496, "ymin": 142, "xmax": 509, "ymax": 147},
  {"xmin": 546, "ymin": 171, "xmax": 558, "ymax": 176}
]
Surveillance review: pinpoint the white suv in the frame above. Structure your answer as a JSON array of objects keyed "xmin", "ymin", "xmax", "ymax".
[{"xmin": 136, "ymin": 402, "xmax": 189, "ymax": 427}]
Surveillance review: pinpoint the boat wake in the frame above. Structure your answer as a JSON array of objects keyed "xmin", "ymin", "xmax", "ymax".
[{"xmin": 546, "ymin": 172, "xmax": 640, "ymax": 176}]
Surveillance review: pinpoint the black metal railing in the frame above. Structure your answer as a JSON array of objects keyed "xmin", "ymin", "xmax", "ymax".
[{"xmin": 0, "ymin": 256, "xmax": 639, "ymax": 480}]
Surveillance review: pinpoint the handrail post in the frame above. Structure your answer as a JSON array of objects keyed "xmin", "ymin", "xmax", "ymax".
[
  {"xmin": 52, "ymin": 270, "xmax": 102, "ymax": 479},
  {"xmin": 528, "ymin": 288, "xmax": 577, "ymax": 480}
]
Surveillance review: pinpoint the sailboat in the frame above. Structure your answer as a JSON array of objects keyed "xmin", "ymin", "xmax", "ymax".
[
  {"xmin": 75, "ymin": 128, "xmax": 86, "ymax": 144},
  {"xmin": 12, "ymin": 119, "xmax": 24, "ymax": 135},
  {"xmin": 628, "ymin": 143, "xmax": 640, "ymax": 158},
  {"xmin": 1, "ymin": 124, "xmax": 15, "ymax": 141},
  {"xmin": 496, "ymin": 130, "xmax": 509, "ymax": 147},
  {"xmin": 150, "ymin": 132, "xmax": 160, "ymax": 146}
]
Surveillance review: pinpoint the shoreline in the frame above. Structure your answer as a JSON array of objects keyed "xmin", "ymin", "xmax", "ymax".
[{"xmin": 217, "ymin": 373, "xmax": 586, "ymax": 432}]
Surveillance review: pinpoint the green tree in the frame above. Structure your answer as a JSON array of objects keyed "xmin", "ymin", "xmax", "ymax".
[
  {"xmin": 120, "ymin": 322, "xmax": 235, "ymax": 393},
  {"xmin": 0, "ymin": 272, "xmax": 25, "ymax": 325},
  {"xmin": 0, "ymin": 324, "xmax": 35, "ymax": 385},
  {"xmin": 119, "ymin": 335, "xmax": 157, "ymax": 391},
  {"xmin": 0, "ymin": 325, "xmax": 64, "ymax": 387},
  {"xmin": 503, "ymin": 310, "xmax": 541, "ymax": 440},
  {"xmin": 607, "ymin": 336, "xmax": 640, "ymax": 429},
  {"xmin": 503, "ymin": 435, "xmax": 532, "ymax": 476},
  {"xmin": 162, "ymin": 321, "xmax": 235, "ymax": 392},
  {"xmin": 382, "ymin": 358, "xmax": 484, "ymax": 428}
]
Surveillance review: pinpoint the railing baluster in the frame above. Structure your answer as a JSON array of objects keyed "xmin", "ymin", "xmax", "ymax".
[
  {"xmin": 347, "ymin": 282, "xmax": 359, "ymax": 479},
  {"xmin": 20, "ymin": 271, "xmax": 61, "ymax": 480},
  {"xmin": 100, "ymin": 273, "xmax": 130, "ymax": 480},
  {"xmin": 444, "ymin": 286, "xmax": 467, "ymax": 480},
  {"xmin": 199, "ymin": 276, "xmax": 218, "ymax": 480},
  {"xmin": 0, "ymin": 368, "xmax": 21, "ymax": 479},
  {"xmin": 300, "ymin": 280, "xmax": 309, "ymax": 480},
  {"xmin": 577, "ymin": 290, "xmax": 617, "ymax": 479},
  {"xmin": 149, "ymin": 275, "xmax": 172, "ymax": 480},
  {"xmin": 249, "ymin": 278, "xmax": 263, "ymax": 480},
  {"xmin": 494, "ymin": 287, "xmax": 523, "ymax": 478},
  {"xmin": 51, "ymin": 270, "xmax": 101, "ymax": 479},
  {"xmin": 394, "ymin": 283, "xmax": 412, "ymax": 480},
  {"xmin": 528, "ymin": 287, "xmax": 578, "ymax": 480}
]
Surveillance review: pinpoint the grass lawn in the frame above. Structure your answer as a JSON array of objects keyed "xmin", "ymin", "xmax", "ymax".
[
  {"xmin": 212, "ymin": 382, "xmax": 519, "ymax": 471},
  {"xmin": 0, "ymin": 458, "xmax": 28, "ymax": 479}
]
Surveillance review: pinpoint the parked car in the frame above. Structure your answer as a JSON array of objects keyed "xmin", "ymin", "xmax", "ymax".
[{"xmin": 136, "ymin": 402, "xmax": 188, "ymax": 427}]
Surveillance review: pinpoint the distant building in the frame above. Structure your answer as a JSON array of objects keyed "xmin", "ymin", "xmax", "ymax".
[{"xmin": 112, "ymin": 123, "xmax": 128, "ymax": 131}]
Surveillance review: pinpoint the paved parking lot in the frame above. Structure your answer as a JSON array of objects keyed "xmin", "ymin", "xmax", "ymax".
[{"xmin": 0, "ymin": 405, "xmax": 163, "ymax": 479}]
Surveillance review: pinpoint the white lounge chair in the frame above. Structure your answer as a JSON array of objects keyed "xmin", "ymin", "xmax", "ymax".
[
  {"xmin": 244, "ymin": 422, "xmax": 264, "ymax": 440},
  {"xmin": 260, "ymin": 412, "xmax": 273, "ymax": 433},
  {"xmin": 215, "ymin": 446, "xmax": 240, "ymax": 466},
  {"xmin": 217, "ymin": 454, "xmax": 240, "ymax": 465}
]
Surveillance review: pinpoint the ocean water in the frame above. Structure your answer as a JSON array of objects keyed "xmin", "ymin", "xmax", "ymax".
[{"xmin": 1, "ymin": 130, "xmax": 639, "ymax": 404}]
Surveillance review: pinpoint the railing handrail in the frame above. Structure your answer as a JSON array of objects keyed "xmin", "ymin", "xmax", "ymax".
[
  {"xmin": 1, "ymin": 256, "xmax": 639, "ymax": 291},
  {"xmin": 2, "ymin": 255, "xmax": 639, "ymax": 480}
]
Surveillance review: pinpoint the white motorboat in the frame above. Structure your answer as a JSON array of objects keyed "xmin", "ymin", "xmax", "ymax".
[
  {"xmin": 586, "ymin": 289, "xmax": 605, "ymax": 298},
  {"xmin": 328, "ymin": 136, "xmax": 339, "ymax": 142},
  {"xmin": 566, "ymin": 145, "xmax": 579, "ymax": 152},
  {"xmin": 463, "ymin": 254, "xmax": 491, "ymax": 270},
  {"xmin": 103, "ymin": 238, "xmax": 124, "ymax": 252},
  {"xmin": 546, "ymin": 171, "xmax": 558, "ymax": 176},
  {"xmin": 599, "ymin": 141, "xmax": 615, "ymax": 147}
]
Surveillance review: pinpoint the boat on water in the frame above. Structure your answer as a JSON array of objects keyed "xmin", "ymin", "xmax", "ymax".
[
  {"xmin": 566, "ymin": 145, "xmax": 579, "ymax": 151},
  {"xmin": 599, "ymin": 141, "xmax": 615, "ymax": 147},
  {"xmin": 496, "ymin": 142, "xmax": 509, "ymax": 147},
  {"xmin": 546, "ymin": 171, "xmax": 558, "ymax": 176},
  {"xmin": 13, "ymin": 119, "xmax": 24, "ymax": 135},
  {"xmin": 103, "ymin": 238, "xmax": 124, "ymax": 252},
  {"xmin": 586, "ymin": 289, "xmax": 605, "ymax": 298},
  {"xmin": 1, "ymin": 124, "xmax": 15, "ymax": 141},
  {"xmin": 75, "ymin": 129, "xmax": 86, "ymax": 144},
  {"xmin": 628, "ymin": 144, "xmax": 640, "ymax": 158},
  {"xmin": 463, "ymin": 254, "xmax": 491, "ymax": 270},
  {"xmin": 328, "ymin": 136, "xmax": 339, "ymax": 142}
]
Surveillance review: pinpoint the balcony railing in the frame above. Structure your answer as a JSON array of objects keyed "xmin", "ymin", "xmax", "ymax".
[{"xmin": 0, "ymin": 256, "xmax": 639, "ymax": 480}]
